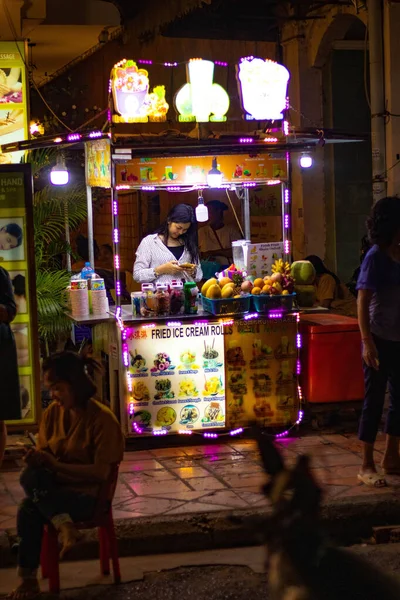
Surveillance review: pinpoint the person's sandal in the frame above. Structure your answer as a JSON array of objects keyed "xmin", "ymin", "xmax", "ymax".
[{"xmin": 357, "ymin": 472, "xmax": 387, "ymax": 488}]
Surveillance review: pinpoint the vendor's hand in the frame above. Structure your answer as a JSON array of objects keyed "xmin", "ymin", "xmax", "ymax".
[
  {"xmin": 156, "ymin": 261, "xmax": 184, "ymax": 276},
  {"xmin": 362, "ymin": 338, "xmax": 379, "ymax": 370}
]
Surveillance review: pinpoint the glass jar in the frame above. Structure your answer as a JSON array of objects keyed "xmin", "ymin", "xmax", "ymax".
[
  {"xmin": 169, "ymin": 280, "xmax": 184, "ymax": 315},
  {"xmin": 140, "ymin": 283, "xmax": 157, "ymax": 317},
  {"xmin": 155, "ymin": 283, "xmax": 170, "ymax": 316},
  {"xmin": 184, "ymin": 281, "xmax": 199, "ymax": 314}
]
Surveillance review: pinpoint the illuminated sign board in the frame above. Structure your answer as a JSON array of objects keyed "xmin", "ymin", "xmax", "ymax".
[
  {"xmin": 174, "ymin": 59, "xmax": 230, "ymax": 123},
  {"xmin": 0, "ymin": 42, "xmax": 29, "ymax": 165},
  {"xmin": 236, "ymin": 57, "xmax": 290, "ymax": 121},
  {"xmin": 110, "ymin": 59, "xmax": 169, "ymax": 123}
]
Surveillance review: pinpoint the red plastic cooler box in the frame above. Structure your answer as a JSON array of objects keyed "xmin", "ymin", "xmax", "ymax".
[{"xmin": 299, "ymin": 314, "xmax": 364, "ymax": 404}]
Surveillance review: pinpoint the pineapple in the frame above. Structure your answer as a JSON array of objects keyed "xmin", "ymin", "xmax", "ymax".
[{"xmin": 231, "ymin": 271, "xmax": 244, "ymax": 296}]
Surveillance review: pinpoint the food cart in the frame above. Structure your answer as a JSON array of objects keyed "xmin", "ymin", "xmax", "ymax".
[{"xmin": 1, "ymin": 55, "xmax": 363, "ymax": 440}]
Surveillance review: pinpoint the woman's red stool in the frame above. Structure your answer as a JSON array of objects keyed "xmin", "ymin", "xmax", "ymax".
[{"xmin": 40, "ymin": 464, "xmax": 121, "ymax": 593}]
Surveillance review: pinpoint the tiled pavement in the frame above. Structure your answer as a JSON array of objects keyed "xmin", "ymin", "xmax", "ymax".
[{"xmin": 1, "ymin": 432, "xmax": 399, "ymax": 531}]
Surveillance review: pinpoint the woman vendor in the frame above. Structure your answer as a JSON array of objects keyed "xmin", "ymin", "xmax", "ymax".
[
  {"xmin": 306, "ymin": 255, "xmax": 357, "ymax": 317},
  {"xmin": 133, "ymin": 203, "xmax": 202, "ymax": 285}
]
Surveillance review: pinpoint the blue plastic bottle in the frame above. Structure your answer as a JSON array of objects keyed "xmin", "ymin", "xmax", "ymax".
[{"xmin": 81, "ymin": 262, "xmax": 95, "ymax": 280}]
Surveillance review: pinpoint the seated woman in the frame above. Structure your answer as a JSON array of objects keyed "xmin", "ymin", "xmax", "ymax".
[
  {"xmin": 305, "ymin": 255, "xmax": 357, "ymax": 317},
  {"xmin": 11, "ymin": 352, "xmax": 124, "ymax": 600}
]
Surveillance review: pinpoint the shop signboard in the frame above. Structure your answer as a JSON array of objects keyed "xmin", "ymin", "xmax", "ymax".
[
  {"xmin": 126, "ymin": 321, "xmax": 226, "ymax": 434},
  {"xmin": 116, "ymin": 154, "xmax": 287, "ymax": 187},
  {"xmin": 224, "ymin": 316, "xmax": 298, "ymax": 428},
  {"xmin": 236, "ymin": 57, "xmax": 290, "ymax": 121},
  {"xmin": 0, "ymin": 41, "xmax": 29, "ymax": 165},
  {"xmin": 0, "ymin": 164, "xmax": 40, "ymax": 426},
  {"xmin": 175, "ymin": 58, "xmax": 230, "ymax": 123},
  {"xmin": 85, "ymin": 139, "xmax": 111, "ymax": 188},
  {"xmin": 110, "ymin": 59, "xmax": 169, "ymax": 123},
  {"xmin": 244, "ymin": 242, "xmax": 284, "ymax": 278}
]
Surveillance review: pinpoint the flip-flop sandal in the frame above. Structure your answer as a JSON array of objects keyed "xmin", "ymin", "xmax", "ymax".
[{"xmin": 357, "ymin": 472, "xmax": 387, "ymax": 488}]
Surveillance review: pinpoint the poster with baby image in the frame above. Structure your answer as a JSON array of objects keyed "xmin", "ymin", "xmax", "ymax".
[{"xmin": 126, "ymin": 321, "xmax": 226, "ymax": 434}]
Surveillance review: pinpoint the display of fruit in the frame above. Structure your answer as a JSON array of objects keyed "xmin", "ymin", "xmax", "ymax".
[
  {"xmin": 294, "ymin": 284, "xmax": 316, "ymax": 307},
  {"xmin": 219, "ymin": 276, "xmax": 232, "ymax": 288},
  {"xmin": 252, "ymin": 287, "xmax": 262, "ymax": 295},
  {"xmin": 206, "ymin": 284, "xmax": 222, "ymax": 299},
  {"xmin": 221, "ymin": 285, "xmax": 234, "ymax": 299},
  {"xmin": 241, "ymin": 280, "xmax": 253, "ymax": 294},
  {"xmin": 271, "ymin": 258, "xmax": 291, "ymax": 276},
  {"xmin": 201, "ymin": 278, "xmax": 217, "ymax": 296},
  {"xmin": 291, "ymin": 260, "xmax": 316, "ymax": 285}
]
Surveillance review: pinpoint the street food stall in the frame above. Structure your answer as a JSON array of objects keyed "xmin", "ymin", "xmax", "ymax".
[{"xmin": 1, "ymin": 54, "xmax": 364, "ymax": 440}]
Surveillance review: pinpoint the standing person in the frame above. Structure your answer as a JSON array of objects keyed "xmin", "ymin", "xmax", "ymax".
[
  {"xmin": 10, "ymin": 352, "xmax": 124, "ymax": 599},
  {"xmin": 357, "ymin": 197, "xmax": 400, "ymax": 488},
  {"xmin": 198, "ymin": 200, "xmax": 242, "ymax": 267},
  {"xmin": 305, "ymin": 255, "xmax": 357, "ymax": 317},
  {"xmin": 0, "ymin": 267, "xmax": 21, "ymax": 467},
  {"xmin": 133, "ymin": 203, "xmax": 202, "ymax": 285}
]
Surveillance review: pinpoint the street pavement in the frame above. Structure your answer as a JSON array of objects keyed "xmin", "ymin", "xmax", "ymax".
[{"xmin": 1, "ymin": 432, "xmax": 399, "ymax": 531}]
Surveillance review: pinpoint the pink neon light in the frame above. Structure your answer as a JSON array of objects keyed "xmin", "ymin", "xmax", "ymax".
[
  {"xmin": 229, "ymin": 428, "xmax": 244, "ymax": 436},
  {"xmin": 244, "ymin": 313, "xmax": 258, "ymax": 321},
  {"xmin": 138, "ymin": 59, "xmax": 153, "ymax": 65},
  {"xmin": 107, "ymin": 109, "xmax": 111, "ymax": 122},
  {"xmin": 108, "ymin": 79, "xmax": 112, "ymax": 93},
  {"xmin": 164, "ymin": 62, "xmax": 178, "ymax": 67},
  {"xmin": 153, "ymin": 429, "xmax": 168, "ymax": 436},
  {"xmin": 142, "ymin": 323, "xmax": 156, "ymax": 329},
  {"xmin": 269, "ymin": 310, "xmax": 284, "ymax": 319},
  {"xmin": 142, "ymin": 186, "xmax": 156, "ymax": 191},
  {"xmin": 283, "ymin": 120, "xmax": 289, "ymax": 135},
  {"xmin": 113, "ymin": 201, "xmax": 118, "ymax": 215},
  {"xmin": 123, "ymin": 350, "xmax": 129, "ymax": 366},
  {"xmin": 296, "ymin": 360, "xmax": 301, "ymax": 375},
  {"xmin": 296, "ymin": 333, "xmax": 302, "ymax": 349},
  {"xmin": 89, "ymin": 130, "xmax": 103, "ymax": 138},
  {"xmin": 129, "ymin": 402, "xmax": 134, "ymax": 415},
  {"xmin": 284, "ymin": 189, "xmax": 290, "ymax": 204},
  {"xmin": 284, "ymin": 240, "xmax": 290, "ymax": 254},
  {"xmin": 264, "ymin": 137, "xmax": 278, "ymax": 143},
  {"xmin": 203, "ymin": 432, "xmax": 218, "ymax": 439},
  {"xmin": 166, "ymin": 186, "xmax": 181, "ymax": 191},
  {"xmin": 239, "ymin": 137, "xmax": 254, "ymax": 143},
  {"xmin": 167, "ymin": 321, "xmax": 182, "ymax": 327},
  {"xmin": 215, "ymin": 61, "xmax": 228, "ymax": 67},
  {"xmin": 114, "ymin": 254, "xmax": 120, "ymax": 269},
  {"xmin": 243, "ymin": 182, "xmax": 257, "ymax": 188},
  {"xmin": 113, "ymin": 228, "xmax": 119, "ymax": 243},
  {"xmin": 67, "ymin": 133, "xmax": 81, "ymax": 141},
  {"xmin": 116, "ymin": 280, "xmax": 121, "ymax": 296},
  {"xmin": 133, "ymin": 421, "xmax": 143, "ymax": 434},
  {"xmin": 179, "ymin": 430, "xmax": 193, "ymax": 435},
  {"xmin": 284, "ymin": 214, "xmax": 290, "ymax": 229}
]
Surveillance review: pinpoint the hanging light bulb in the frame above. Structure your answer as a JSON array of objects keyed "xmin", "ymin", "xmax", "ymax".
[
  {"xmin": 207, "ymin": 157, "xmax": 223, "ymax": 188},
  {"xmin": 299, "ymin": 153, "xmax": 313, "ymax": 169},
  {"xmin": 50, "ymin": 154, "xmax": 69, "ymax": 185},
  {"xmin": 195, "ymin": 192, "xmax": 208, "ymax": 222}
]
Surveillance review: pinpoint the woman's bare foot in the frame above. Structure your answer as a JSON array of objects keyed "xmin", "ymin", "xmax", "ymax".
[
  {"xmin": 7, "ymin": 579, "xmax": 40, "ymax": 599},
  {"xmin": 58, "ymin": 522, "xmax": 83, "ymax": 559}
]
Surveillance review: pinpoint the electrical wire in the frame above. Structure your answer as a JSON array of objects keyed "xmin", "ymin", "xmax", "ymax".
[{"xmin": 226, "ymin": 188, "xmax": 245, "ymax": 238}]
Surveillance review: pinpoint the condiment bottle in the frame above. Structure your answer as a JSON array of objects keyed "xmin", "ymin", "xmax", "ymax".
[
  {"xmin": 155, "ymin": 283, "xmax": 170, "ymax": 316},
  {"xmin": 170, "ymin": 280, "xmax": 184, "ymax": 315},
  {"xmin": 184, "ymin": 282, "xmax": 199, "ymax": 314},
  {"xmin": 140, "ymin": 283, "xmax": 157, "ymax": 317}
]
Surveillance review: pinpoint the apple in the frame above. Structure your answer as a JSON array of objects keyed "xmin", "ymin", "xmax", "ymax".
[
  {"xmin": 270, "ymin": 272, "xmax": 283, "ymax": 283},
  {"xmin": 241, "ymin": 280, "xmax": 253, "ymax": 293}
]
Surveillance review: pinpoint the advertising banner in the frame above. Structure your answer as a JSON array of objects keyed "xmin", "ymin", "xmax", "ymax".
[
  {"xmin": 0, "ymin": 42, "xmax": 28, "ymax": 165},
  {"xmin": 126, "ymin": 321, "xmax": 226, "ymax": 434},
  {"xmin": 116, "ymin": 154, "xmax": 287, "ymax": 187},
  {"xmin": 224, "ymin": 316, "xmax": 298, "ymax": 428},
  {"xmin": 0, "ymin": 165, "xmax": 40, "ymax": 425},
  {"xmin": 85, "ymin": 139, "xmax": 111, "ymax": 188}
]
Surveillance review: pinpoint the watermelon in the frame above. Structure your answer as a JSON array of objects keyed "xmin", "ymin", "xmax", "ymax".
[
  {"xmin": 291, "ymin": 260, "xmax": 316, "ymax": 285},
  {"xmin": 295, "ymin": 285, "xmax": 316, "ymax": 307}
]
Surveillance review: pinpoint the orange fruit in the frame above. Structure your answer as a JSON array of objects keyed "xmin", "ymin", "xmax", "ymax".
[
  {"xmin": 219, "ymin": 277, "xmax": 232, "ymax": 288},
  {"xmin": 254, "ymin": 278, "xmax": 264, "ymax": 289},
  {"xmin": 251, "ymin": 287, "xmax": 262, "ymax": 295}
]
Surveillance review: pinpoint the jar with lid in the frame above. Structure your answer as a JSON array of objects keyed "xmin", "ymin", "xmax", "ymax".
[
  {"xmin": 184, "ymin": 281, "xmax": 199, "ymax": 314},
  {"xmin": 169, "ymin": 280, "xmax": 184, "ymax": 315},
  {"xmin": 155, "ymin": 283, "xmax": 170, "ymax": 316},
  {"xmin": 140, "ymin": 283, "xmax": 157, "ymax": 317}
]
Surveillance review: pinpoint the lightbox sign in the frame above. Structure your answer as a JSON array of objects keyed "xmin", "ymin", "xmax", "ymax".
[
  {"xmin": 110, "ymin": 59, "xmax": 169, "ymax": 123},
  {"xmin": 174, "ymin": 59, "xmax": 230, "ymax": 123},
  {"xmin": 237, "ymin": 57, "xmax": 290, "ymax": 121}
]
